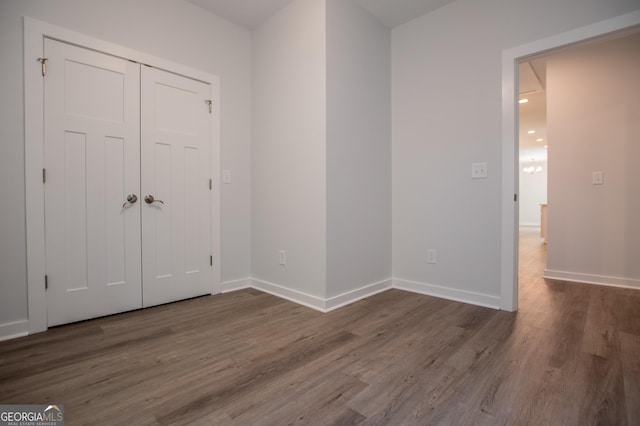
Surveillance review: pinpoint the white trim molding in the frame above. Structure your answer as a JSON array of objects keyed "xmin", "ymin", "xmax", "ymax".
[
  {"xmin": 221, "ymin": 279, "xmax": 252, "ymax": 293},
  {"xmin": 250, "ymin": 279, "xmax": 328, "ymax": 312},
  {"xmin": 0, "ymin": 320, "xmax": 29, "ymax": 342},
  {"xmin": 500, "ymin": 9, "xmax": 640, "ymax": 313},
  {"xmin": 325, "ymin": 280, "xmax": 392, "ymax": 312},
  {"xmin": 249, "ymin": 278, "xmax": 393, "ymax": 313},
  {"xmin": 393, "ymin": 279, "xmax": 502, "ymax": 310},
  {"xmin": 544, "ymin": 270, "xmax": 640, "ymax": 290}
]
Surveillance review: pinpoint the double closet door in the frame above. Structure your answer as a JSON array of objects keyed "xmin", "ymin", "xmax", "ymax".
[{"xmin": 44, "ymin": 39, "xmax": 213, "ymax": 327}]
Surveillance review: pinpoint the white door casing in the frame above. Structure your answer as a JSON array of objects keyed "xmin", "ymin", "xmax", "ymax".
[
  {"xmin": 44, "ymin": 39, "xmax": 142, "ymax": 326},
  {"xmin": 141, "ymin": 66, "xmax": 213, "ymax": 307}
]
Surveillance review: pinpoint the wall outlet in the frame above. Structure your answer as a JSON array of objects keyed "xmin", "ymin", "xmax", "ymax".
[
  {"xmin": 279, "ymin": 250, "xmax": 286, "ymax": 266},
  {"xmin": 472, "ymin": 162, "xmax": 488, "ymax": 179},
  {"xmin": 427, "ymin": 249, "xmax": 437, "ymax": 264}
]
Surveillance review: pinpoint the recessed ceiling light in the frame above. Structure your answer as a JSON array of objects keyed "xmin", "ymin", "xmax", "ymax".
[
  {"xmin": 536, "ymin": 138, "xmax": 543, "ymax": 142},
  {"xmin": 519, "ymin": 99, "xmax": 529, "ymax": 104},
  {"xmin": 528, "ymin": 130, "xmax": 536, "ymax": 134}
]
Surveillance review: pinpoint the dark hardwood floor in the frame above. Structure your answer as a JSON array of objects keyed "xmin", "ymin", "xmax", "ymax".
[{"xmin": 1, "ymin": 229, "xmax": 639, "ymax": 425}]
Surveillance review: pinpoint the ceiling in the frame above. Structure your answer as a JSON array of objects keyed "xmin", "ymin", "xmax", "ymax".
[
  {"xmin": 186, "ymin": 0, "xmax": 457, "ymax": 29},
  {"xmin": 518, "ymin": 60, "xmax": 547, "ymax": 163}
]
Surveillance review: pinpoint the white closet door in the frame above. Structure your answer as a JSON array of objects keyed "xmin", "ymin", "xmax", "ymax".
[
  {"xmin": 140, "ymin": 66, "xmax": 212, "ymax": 307},
  {"xmin": 44, "ymin": 39, "xmax": 142, "ymax": 326}
]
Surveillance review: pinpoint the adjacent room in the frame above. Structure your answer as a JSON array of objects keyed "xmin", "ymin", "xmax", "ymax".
[{"xmin": 1, "ymin": 0, "xmax": 639, "ymax": 424}]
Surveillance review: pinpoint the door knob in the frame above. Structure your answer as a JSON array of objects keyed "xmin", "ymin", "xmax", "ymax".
[
  {"xmin": 144, "ymin": 195, "xmax": 164, "ymax": 205},
  {"xmin": 122, "ymin": 194, "xmax": 137, "ymax": 208}
]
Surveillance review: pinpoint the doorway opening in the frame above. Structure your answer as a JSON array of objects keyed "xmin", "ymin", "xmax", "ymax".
[
  {"xmin": 500, "ymin": 10, "xmax": 640, "ymax": 312},
  {"xmin": 517, "ymin": 57, "xmax": 548, "ymax": 308}
]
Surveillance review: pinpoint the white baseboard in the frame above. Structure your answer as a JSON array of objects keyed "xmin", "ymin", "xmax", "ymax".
[
  {"xmin": 393, "ymin": 279, "xmax": 501, "ymax": 310},
  {"xmin": 0, "ymin": 319, "xmax": 29, "ymax": 342},
  {"xmin": 220, "ymin": 278, "xmax": 251, "ymax": 293},
  {"xmin": 325, "ymin": 279, "xmax": 393, "ymax": 312},
  {"xmin": 519, "ymin": 224, "xmax": 540, "ymax": 229},
  {"xmin": 249, "ymin": 278, "xmax": 393, "ymax": 313},
  {"xmin": 3, "ymin": 278, "xmax": 503, "ymax": 342},
  {"xmin": 250, "ymin": 279, "xmax": 327, "ymax": 312},
  {"xmin": 544, "ymin": 269, "xmax": 640, "ymax": 290}
]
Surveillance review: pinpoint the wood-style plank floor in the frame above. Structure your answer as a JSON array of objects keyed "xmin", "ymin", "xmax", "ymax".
[{"xmin": 1, "ymin": 229, "xmax": 639, "ymax": 425}]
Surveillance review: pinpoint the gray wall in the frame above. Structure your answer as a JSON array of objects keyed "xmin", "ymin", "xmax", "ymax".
[
  {"xmin": 252, "ymin": 0, "xmax": 392, "ymax": 301},
  {"xmin": 519, "ymin": 161, "xmax": 547, "ymax": 227},
  {"xmin": 326, "ymin": 0, "xmax": 392, "ymax": 298},
  {"xmin": 0, "ymin": 0, "xmax": 252, "ymax": 331},
  {"xmin": 251, "ymin": 0, "xmax": 328, "ymax": 297}
]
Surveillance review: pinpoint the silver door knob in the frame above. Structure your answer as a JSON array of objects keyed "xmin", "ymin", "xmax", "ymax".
[
  {"xmin": 144, "ymin": 195, "xmax": 164, "ymax": 204},
  {"xmin": 122, "ymin": 194, "xmax": 137, "ymax": 208}
]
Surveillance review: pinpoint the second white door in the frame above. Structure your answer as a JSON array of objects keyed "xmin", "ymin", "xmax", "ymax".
[{"xmin": 141, "ymin": 66, "xmax": 213, "ymax": 307}]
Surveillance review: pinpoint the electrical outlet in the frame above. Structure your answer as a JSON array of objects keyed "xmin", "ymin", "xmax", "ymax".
[
  {"xmin": 472, "ymin": 162, "xmax": 488, "ymax": 179},
  {"xmin": 279, "ymin": 250, "xmax": 286, "ymax": 266},
  {"xmin": 222, "ymin": 169, "xmax": 232, "ymax": 184},
  {"xmin": 427, "ymin": 249, "xmax": 437, "ymax": 264}
]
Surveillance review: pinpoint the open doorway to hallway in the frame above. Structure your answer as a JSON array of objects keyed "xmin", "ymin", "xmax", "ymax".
[
  {"xmin": 516, "ymin": 27, "xmax": 640, "ymax": 307},
  {"xmin": 517, "ymin": 57, "xmax": 548, "ymax": 301}
]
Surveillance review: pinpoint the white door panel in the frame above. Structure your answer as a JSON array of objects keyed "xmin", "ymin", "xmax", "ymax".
[
  {"xmin": 141, "ymin": 66, "xmax": 212, "ymax": 307},
  {"xmin": 44, "ymin": 39, "xmax": 142, "ymax": 326}
]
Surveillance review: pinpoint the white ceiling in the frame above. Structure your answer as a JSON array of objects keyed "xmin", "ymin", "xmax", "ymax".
[
  {"xmin": 186, "ymin": 0, "xmax": 457, "ymax": 29},
  {"xmin": 518, "ymin": 60, "xmax": 547, "ymax": 163}
]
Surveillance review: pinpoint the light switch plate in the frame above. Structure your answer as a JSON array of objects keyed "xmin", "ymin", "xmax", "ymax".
[
  {"xmin": 472, "ymin": 162, "xmax": 488, "ymax": 179},
  {"xmin": 592, "ymin": 171, "xmax": 604, "ymax": 185},
  {"xmin": 222, "ymin": 169, "xmax": 232, "ymax": 184}
]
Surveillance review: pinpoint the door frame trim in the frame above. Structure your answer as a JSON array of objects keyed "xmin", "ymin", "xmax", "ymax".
[
  {"xmin": 500, "ymin": 10, "xmax": 640, "ymax": 311},
  {"xmin": 24, "ymin": 17, "xmax": 221, "ymax": 333}
]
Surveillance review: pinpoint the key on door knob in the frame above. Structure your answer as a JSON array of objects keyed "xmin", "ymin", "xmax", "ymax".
[
  {"xmin": 122, "ymin": 194, "xmax": 137, "ymax": 208},
  {"xmin": 144, "ymin": 195, "xmax": 164, "ymax": 204}
]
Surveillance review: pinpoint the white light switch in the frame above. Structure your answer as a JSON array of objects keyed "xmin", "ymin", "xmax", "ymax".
[
  {"xmin": 592, "ymin": 171, "xmax": 604, "ymax": 185},
  {"xmin": 222, "ymin": 169, "xmax": 232, "ymax": 184},
  {"xmin": 472, "ymin": 163, "xmax": 488, "ymax": 179}
]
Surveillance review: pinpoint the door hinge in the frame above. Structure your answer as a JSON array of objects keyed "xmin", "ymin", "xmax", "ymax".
[
  {"xmin": 205, "ymin": 99, "xmax": 212, "ymax": 114},
  {"xmin": 209, "ymin": 178, "xmax": 212, "ymax": 190},
  {"xmin": 37, "ymin": 57, "xmax": 48, "ymax": 77},
  {"xmin": 210, "ymin": 255, "xmax": 213, "ymax": 266},
  {"xmin": 45, "ymin": 275, "xmax": 49, "ymax": 290},
  {"xmin": 514, "ymin": 193, "xmax": 518, "ymax": 202},
  {"xmin": 43, "ymin": 168, "xmax": 46, "ymax": 184}
]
